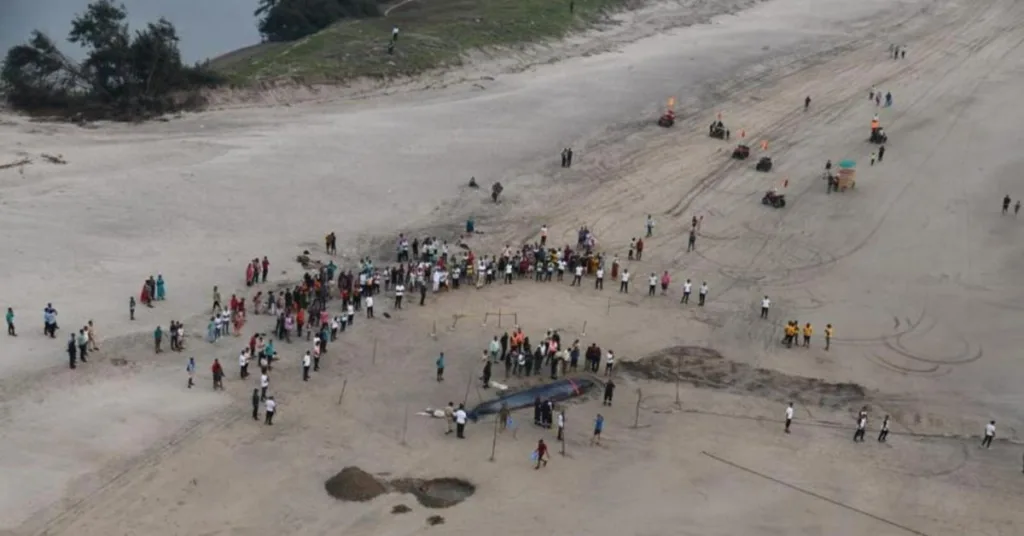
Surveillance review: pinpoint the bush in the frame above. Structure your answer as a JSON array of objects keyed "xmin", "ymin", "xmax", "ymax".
[
  {"xmin": 255, "ymin": 0, "xmax": 382, "ymax": 42},
  {"xmin": 0, "ymin": 0, "xmax": 223, "ymax": 120}
]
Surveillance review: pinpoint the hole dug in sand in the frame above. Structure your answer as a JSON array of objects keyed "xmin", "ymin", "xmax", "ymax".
[{"xmin": 324, "ymin": 466, "xmax": 476, "ymax": 509}]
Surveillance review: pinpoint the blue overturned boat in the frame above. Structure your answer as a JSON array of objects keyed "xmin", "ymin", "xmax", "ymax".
[{"xmin": 467, "ymin": 377, "xmax": 597, "ymax": 421}]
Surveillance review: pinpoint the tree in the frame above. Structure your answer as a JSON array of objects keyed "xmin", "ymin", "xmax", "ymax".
[
  {"xmin": 256, "ymin": 0, "xmax": 381, "ymax": 42},
  {"xmin": 0, "ymin": 0, "xmax": 221, "ymax": 119}
]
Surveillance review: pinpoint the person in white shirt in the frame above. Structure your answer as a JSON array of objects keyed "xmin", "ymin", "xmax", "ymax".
[
  {"xmin": 540, "ymin": 225, "xmax": 548, "ymax": 246},
  {"xmin": 260, "ymin": 373, "xmax": 269, "ymax": 400},
  {"xmin": 503, "ymin": 262, "xmax": 513, "ymax": 284},
  {"xmin": 346, "ymin": 304, "xmax": 355, "ymax": 326},
  {"xmin": 878, "ymin": 415, "xmax": 890, "ymax": 442},
  {"xmin": 854, "ymin": 413, "xmax": 867, "ymax": 442},
  {"xmin": 365, "ymin": 295, "xmax": 374, "ymax": 318},
  {"xmin": 572, "ymin": 264, "xmax": 583, "ymax": 286},
  {"xmin": 982, "ymin": 420, "xmax": 996, "ymax": 448},
  {"xmin": 394, "ymin": 284, "xmax": 405, "ymax": 309},
  {"xmin": 331, "ymin": 317, "xmax": 340, "ymax": 339},
  {"xmin": 648, "ymin": 273, "xmax": 657, "ymax": 296},
  {"xmin": 454, "ymin": 403, "xmax": 468, "ymax": 438},
  {"xmin": 595, "ymin": 267, "xmax": 604, "ymax": 290},
  {"xmin": 619, "ymin": 270, "xmax": 630, "ymax": 293},
  {"xmin": 264, "ymin": 396, "xmax": 276, "ymax": 425},
  {"xmin": 214, "ymin": 314, "xmax": 223, "ymax": 340},
  {"xmin": 557, "ymin": 410, "xmax": 565, "ymax": 441},
  {"xmin": 761, "ymin": 296, "xmax": 771, "ymax": 319},
  {"xmin": 605, "ymin": 350, "xmax": 615, "ymax": 376},
  {"xmin": 699, "ymin": 282, "xmax": 709, "ymax": 306},
  {"xmin": 239, "ymin": 349, "xmax": 249, "ymax": 379},
  {"xmin": 785, "ymin": 403, "xmax": 794, "ymax": 433},
  {"xmin": 312, "ymin": 338, "xmax": 322, "ymax": 371},
  {"xmin": 557, "ymin": 259, "xmax": 566, "ymax": 282},
  {"xmin": 391, "ymin": 26, "xmax": 399, "ymax": 41},
  {"xmin": 302, "ymin": 351, "xmax": 312, "ymax": 381},
  {"xmin": 682, "ymin": 279, "xmax": 692, "ymax": 304}
]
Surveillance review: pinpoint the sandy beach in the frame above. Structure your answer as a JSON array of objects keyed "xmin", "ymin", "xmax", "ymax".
[{"xmin": 2, "ymin": 0, "xmax": 1024, "ymax": 533}]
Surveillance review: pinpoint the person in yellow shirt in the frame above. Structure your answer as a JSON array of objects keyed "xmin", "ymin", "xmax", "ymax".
[
  {"xmin": 784, "ymin": 322, "xmax": 796, "ymax": 348},
  {"xmin": 802, "ymin": 323, "xmax": 813, "ymax": 347},
  {"xmin": 824, "ymin": 324, "xmax": 834, "ymax": 351}
]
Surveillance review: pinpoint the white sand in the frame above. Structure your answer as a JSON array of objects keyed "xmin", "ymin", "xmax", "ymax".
[{"xmin": 2, "ymin": 0, "xmax": 1024, "ymax": 533}]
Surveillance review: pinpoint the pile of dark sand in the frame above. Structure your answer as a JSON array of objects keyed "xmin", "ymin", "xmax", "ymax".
[{"xmin": 324, "ymin": 466, "xmax": 387, "ymax": 502}]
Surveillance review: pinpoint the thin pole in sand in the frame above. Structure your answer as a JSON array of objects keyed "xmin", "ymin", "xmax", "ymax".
[
  {"xmin": 431, "ymin": 320, "xmax": 437, "ymax": 339},
  {"xmin": 463, "ymin": 371, "xmax": 474, "ymax": 406},
  {"xmin": 400, "ymin": 404, "xmax": 409, "ymax": 446},
  {"xmin": 489, "ymin": 413, "xmax": 499, "ymax": 462},
  {"xmin": 337, "ymin": 378, "xmax": 348, "ymax": 407},
  {"xmin": 371, "ymin": 338, "xmax": 378, "ymax": 365},
  {"xmin": 498, "ymin": 308, "xmax": 502, "ymax": 328},
  {"xmin": 581, "ymin": 321, "xmax": 587, "ymax": 337},
  {"xmin": 633, "ymin": 388, "xmax": 642, "ymax": 428},
  {"xmin": 674, "ymin": 355, "xmax": 682, "ymax": 408},
  {"xmin": 606, "ymin": 297, "xmax": 611, "ymax": 316},
  {"xmin": 560, "ymin": 408, "xmax": 567, "ymax": 456}
]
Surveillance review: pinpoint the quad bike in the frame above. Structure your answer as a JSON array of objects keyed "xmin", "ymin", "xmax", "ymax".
[
  {"xmin": 762, "ymin": 190, "xmax": 786, "ymax": 208},
  {"xmin": 709, "ymin": 121, "xmax": 727, "ymax": 140},
  {"xmin": 755, "ymin": 156, "xmax": 773, "ymax": 172},
  {"xmin": 658, "ymin": 110, "xmax": 675, "ymax": 128},
  {"xmin": 732, "ymin": 144, "xmax": 750, "ymax": 160}
]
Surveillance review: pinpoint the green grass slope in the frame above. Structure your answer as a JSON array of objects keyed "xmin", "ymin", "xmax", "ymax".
[{"xmin": 211, "ymin": 0, "xmax": 628, "ymax": 84}]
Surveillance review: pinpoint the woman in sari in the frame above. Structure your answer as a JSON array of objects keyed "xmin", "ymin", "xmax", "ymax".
[{"xmin": 155, "ymin": 275, "xmax": 166, "ymax": 301}]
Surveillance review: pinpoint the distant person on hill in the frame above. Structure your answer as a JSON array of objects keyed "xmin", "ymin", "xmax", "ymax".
[{"xmin": 392, "ymin": 26, "xmax": 399, "ymax": 42}]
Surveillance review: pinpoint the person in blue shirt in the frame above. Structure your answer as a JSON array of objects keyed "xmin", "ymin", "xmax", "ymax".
[
  {"xmin": 591, "ymin": 414, "xmax": 604, "ymax": 446},
  {"xmin": 436, "ymin": 352, "xmax": 445, "ymax": 382},
  {"xmin": 6, "ymin": 307, "xmax": 14, "ymax": 336},
  {"xmin": 156, "ymin": 275, "xmax": 166, "ymax": 301}
]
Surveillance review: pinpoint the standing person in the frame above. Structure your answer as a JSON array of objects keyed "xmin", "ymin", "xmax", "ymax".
[
  {"xmin": 681, "ymin": 279, "xmax": 692, "ymax": 304},
  {"xmin": 77, "ymin": 328, "xmax": 89, "ymax": 362},
  {"xmin": 436, "ymin": 352, "xmax": 445, "ymax": 382},
  {"xmin": 687, "ymin": 229, "xmax": 697, "ymax": 252},
  {"xmin": 619, "ymin": 270, "xmax": 630, "ymax": 293},
  {"xmin": 212, "ymin": 286, "xmax": 222, "ymax": 313},
  {"xmin": 878, "ymin": 415, "xmax": 890, "ymax": 442},
  {"xmin": 264, "ymin": 396, "xmax": 276, "ymax": 425},
  {"xmin": 1003, "ymin": 195, "xmax": 1011, "ymax": 214},
  {"xmin": 982, "ymin": 420, "xmax": 996, "ymax": 448},
  {"xmin": 365, "ymin": 295, "xmax": 374, "ymax": 318},
  {"xmin": 824, "ymin": 324, "xmax": 834, "ymax": 351},
  {"xmin": 87, "ymin": 320, "xmax": 99, "ymax": 351},
  {"xmin": 482, "ymin": 360, "xmax": 492, "ymax": 388},
  {"xmin": 802, "ymin": 323, "xmax": 813, "ymax": 347},
  {"xmin": 878, "ymin": 145, "xmax": 885, "ymax": 162},
  {"xmin": 394, "ymin": 283, "xmax": 404, "ymax": 309},
  {"xmin": 262, "ymin": 257, "xmax": 270, "ymax": 283},
  {"xmin": 571, "ymin": 264, "xmax": 583, "ymax": 286},
  {"xmin": 212, "ymin": 359, "xmax": 224, "ymax": 390},
  {"xmin": 785, "ymin": 402, "xmax": 794, "ymax": 433},
  {"xmin": 251, "ymin": 389, "xmax": 260, "ymax": 420},
  {"xmin": 566, "ymin": 147, "xmax": 573, "ymax": 168},
  {"xmin": 43, "ymin": 304, "xmax": 58, "ymax": 338},
  {"xmin": 156, "ymin": 274, "xmax": 166, "ymax": 301},
  {"xmin": 6, "ymin": 307, "xmax": 14, "ymax": 336},
  {"xmin": 605, "ymin": 350, "xmax": 615, "ymax": 376},
  {"xmin": 454, "ymin": 403, "xmax": 467, "ymax": 438},
  {"xmin": 557, "ymin": 409, "xmax": 565, "ymax": 441},
  {"xmin": 154, "ymin": 325, "xmax": 163, "ymax": 353},
  {"xmin": 302, "ymin": 351, "xmax": 311, "ymax": 381},
  {"xmin": 699, "ymin": 281, "xmax": 709, "ymax": 306},
  {"xmin": 603, "ymin": 379, "xmax": 615, "ymax": 405},
  {"xmin": 534, "ymin": 439, "xmax": 549, "ymax": 469},
  {"xmin": 420, "ymin": 283, "xmax": 427, "ymax": 306},
  {"xmin": 186, "ymin": 357, "xmax": 196, "ymax": 388},
  {"xmin": 312, "ymin": 341, "xmax": 321, "ymax": 371},
  {"xmin": 260, "ymin": 372, "xmax": 269, "ymax": 401},
  {"xmin": 591, "ymin": 414, "xmax": 604, "ymax": 445},
  {"xmin": 129, "ymin": 297, "xmax": 136, "ymax": 321},
  {"xmin": 854, "ymin": 412, "xmax": 867, "ymax": 442},
  {"xmin": 560, "ymin": 148, "xmax": 568, "ymax": 168},
  {"xmin": 804, "ymin": 95, "xmax": 811, "ymax": 110},
  {"xmin": 648, "ymin": 273, "xmax": 657, "ymax": 296},
  {"xmin": 760, "ymin": 296, "xmax": 771, "ymax": 319},
  {"xmin": 444, "ymin": 401, "xmax": 455, "ymax": 435},
  {"xmin": 239, "ymin": 348, "xmax": 250, "ymax": 379},
  {"xmin": 595, "ymin": 266, "xmax": 604, "ymax": 290},
  {"xmin": 646, "ymin": 214, "xmax": 654, "ymax": 237},
  {"xmin": 1016, "ymin": 201, "xmax": 1021, "ymax": 216},
  {"xmin": 67, "ymin": 333, "xmax": 77, "ymax": 369}
]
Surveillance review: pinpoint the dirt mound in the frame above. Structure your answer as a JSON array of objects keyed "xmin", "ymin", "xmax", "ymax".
[
  {"xmin": 324, "ymin": 466, "xmax": 387, "ymax": 502},
  {"xmin": 621, "ymin": 346, "xmax": 866, "ymax": 409},
  {"xmin": 392, "ymin": 504, "xmax": 412, "ymax": 514},
  {"xmin": 392, "ymin": 477, "xmax": 476, "ymax": 509}
]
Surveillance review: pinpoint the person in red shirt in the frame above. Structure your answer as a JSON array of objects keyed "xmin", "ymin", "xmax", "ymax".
[
  {"xmin": 534, "ymin": 439, "xmax": 549, "ymax": 469},
  {"xmin": 211, "ymin": 359, "xmax": 224, "ymax": 390}
]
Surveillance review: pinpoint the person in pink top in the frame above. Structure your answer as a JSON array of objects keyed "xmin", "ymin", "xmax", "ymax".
[{"xmin": 660, "ymin": 271, "xmax": 671, "ymax": 295}]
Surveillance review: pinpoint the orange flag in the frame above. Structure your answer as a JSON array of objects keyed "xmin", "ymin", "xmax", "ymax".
[
  {"xmin": 739, "ymin": 129, "xmax": 746, "ymax": 138},
  {"xmin": 761, "ymin": 140, "xmax": 769, "ymax": 151}
]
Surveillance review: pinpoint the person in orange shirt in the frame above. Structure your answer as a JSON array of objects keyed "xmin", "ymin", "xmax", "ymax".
[
  {"xmin": 802, "ymin": 323, "xmax": 813, "ymax": 348},
  {"xmin": 825, "ymin": 324, "xmax": 834, "ymax": 351},
  {"xmin": 296, "ymin": 308, "xmax": 306, "ymax": 338}
]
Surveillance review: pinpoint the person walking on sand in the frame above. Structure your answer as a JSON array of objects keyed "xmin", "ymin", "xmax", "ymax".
[
  {"xmin": 878, "ymin": 145, "xmax": 885, "ymax": 162},
  {"xmin": 646, "ymin": 214, "xmax": 654, "ymax": 237},
  {"xmin": 982, "ymin": 420, "xmax": 996, "ymax": 448},
  {"xmin": 154, "ymin": 325, "xmax": 163, "ymax": 353},
  {"xmin": 591, "ymin": 414, "xmax": 604, "ymax": 445},
  {"xmin": 699, "ymin": 281, "xmax": 709, "ymax": 306},
  {"xmin": 67, "ymin": 333, "xmax": 77, "ymax": 369},
  {"xmin": 825, "ymin": 323, "xmax": 834, "ymax": 351},
  {"xmin": 687, "ymin": 229, "xmax": 697, "ymax": 252},
  {"xmin": 260, "ymin": 372, "xmax": 269, "ymax": 401},
  {"xmin": 264, "ymin": 396, "xmax": 276, "ymax": 425},
  {"xmin": 603, "ymin": 379, "xmax": 615, "ymax": 405},
  {"xmin": 854, "ymin": 412, "xmax": 867, "ymax": 442},
  {"xmin": 6, "ymin": 307, "xmax": 15, "ymax": 336},
  {"xmin": 212, "ymin": 359, "xmax": 224, "ymax": 390},
  {"xmin": 186, "ymin": 357, "xmax": 196, "ymax": 388},
  {"xmin": 878, "ymin": 415, "xmax": 890, "ymax": 442},
  {"xmin": 804, "ymin": 95, "xmax": 811, "ymax": 110},
  {"xmin": 129, "ymin": 296, "xmax": 136, "ymax": 321},
  {"xmin": 761, "ymin": 296, "xmax": 771, "ymax": 319},
  {"xmin": 534, "ymin": 439, "xmax": 549, "ymax": 469},
  {"xmin": 212, "ymin": 286, "xmax": 222, "ymax": 313},
  {"xmin": 87, "ymin": 320, "xmax": 99, "ymax": 351},
  {"xmin": 444, "ymin": 401, "xmax": 455, "ymax": 435},
  {"xmin": 605, "ymin": 350, "xmax": 615, "ymax": 376},
  {"xmin": 454, "ymin": 403, "xmax": 467, "ymax": 438},
  {"xmin": 785, "ymin": 402, "xmax": 794, "ymax": 433},
  {"xmin": 436, "ymin": 352, "xmax": 445, "ymax": 382},
  {"xmin": 251, "ymin": 388, "xmax": 260, "ymax": 421},
  {"xmin": 1003, "ymin": 195, "xmax": 1011, "ymax": 214}
]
